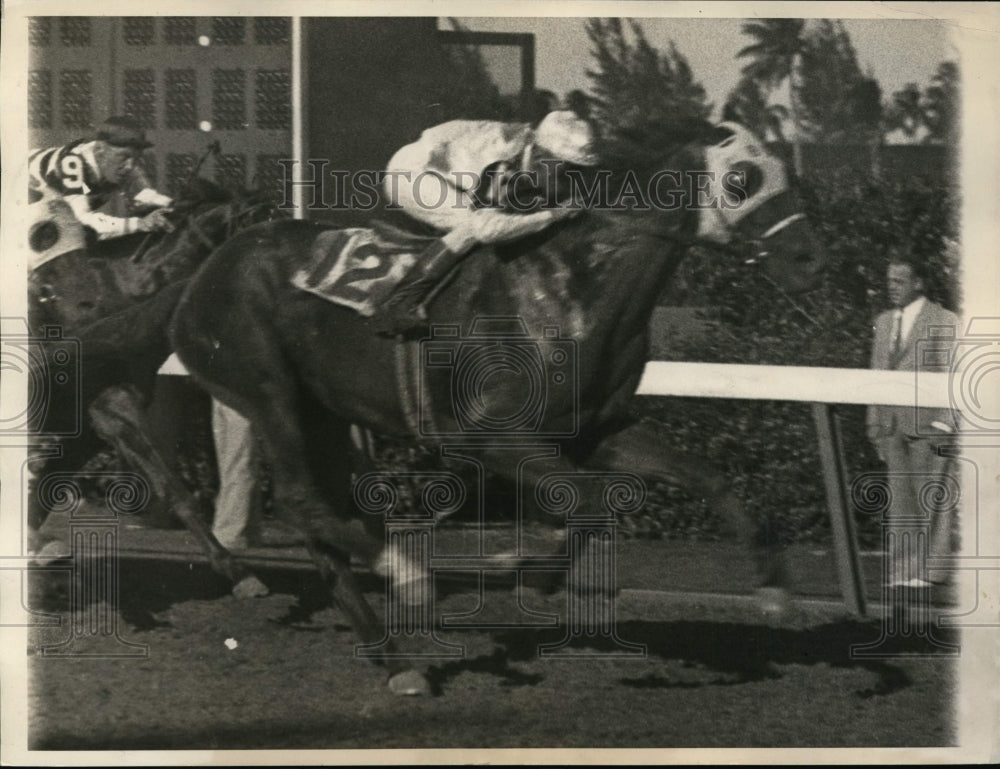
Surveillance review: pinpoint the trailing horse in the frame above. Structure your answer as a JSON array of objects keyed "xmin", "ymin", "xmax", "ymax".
[
  {"xmin": 27, "ymin": 180, "xmax": 280, "ymax": 596},
  {"xmin": 169, "ymin": 122, "xmax": 827, "ymax": 694}
]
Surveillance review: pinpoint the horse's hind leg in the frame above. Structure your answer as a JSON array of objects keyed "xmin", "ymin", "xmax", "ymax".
[
  {"xmin": 87, "ymin": 383, "xmax": 268, "ymax": 598},
  {"xmin": 582, "ymin": 419, "xmax": 791, "ymax": 592}
]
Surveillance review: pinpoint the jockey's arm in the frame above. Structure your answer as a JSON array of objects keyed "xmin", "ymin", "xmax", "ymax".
[
  {"xmin": 388, "ymin": 166, "xmax": 577, "ymax": 255},
  {"xmin": 63, "ymin": 192, "xmax": 146, "ymax": 239}
]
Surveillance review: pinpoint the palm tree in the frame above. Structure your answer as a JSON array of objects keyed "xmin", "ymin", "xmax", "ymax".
[
  {"xmin": 722, "ymin": 75, "xmax": 789, "ymax": 143},
  {"xmin": 886, "ymin": 83, "xmax": 924, "ymax": 140},
  {"xmin": 850, "ymin": 75, "xmax": 883, "ymax": 176},
  {"xmin": 737, "ymin": 19, "xmax": 807, "ymax": 175},
  {"xmin": 923, "ymin": 61, "xmax": 958, "ymax": 144}
]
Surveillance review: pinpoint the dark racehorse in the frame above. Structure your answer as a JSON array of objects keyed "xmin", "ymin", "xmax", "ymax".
[
  {"xmin": 169, "ymin": 122, "xmax": 827, "ymax": 694},
  {"xmin": 27, "ymin": 181, "xmax": 279, "ymax": 596}
]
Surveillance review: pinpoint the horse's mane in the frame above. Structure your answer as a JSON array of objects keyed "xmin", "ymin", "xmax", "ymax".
[
  {"xmin": 87, "ymin": 181, "xmax": 280, "ymax": 263},
  {"xmin": 478, "ymin": 116, "xmax": 738, "ymax": 327},
  {"xmin": 591, "ymin": 115, "xmax": 729, "ymax": 194}
]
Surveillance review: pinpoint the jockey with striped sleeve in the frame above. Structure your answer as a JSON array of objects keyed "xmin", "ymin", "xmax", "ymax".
[{"xmin": 29, "ymin": 116, "xmax": 175, "ymax": 240}]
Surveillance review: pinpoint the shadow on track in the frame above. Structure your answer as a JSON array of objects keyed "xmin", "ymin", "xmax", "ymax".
[
  {"xmin": 30, "ymin": 557, "xmax": 953, "ymax": 702},
  {"xmin": 467, "ymin": 619, "xmax": 952, "ymax": 699}
]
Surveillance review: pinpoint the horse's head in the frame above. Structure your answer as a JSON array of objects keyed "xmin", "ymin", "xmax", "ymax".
[
  {"xmin": 138, "ymin": 180, "xmax": 284, "ymax": 280},
  {"xmin": 691, "ymin": 122, "xmax": 825, "ymax": 293},
  {"xmin": 169, "ymin": 178, "xmax": 281, "ymax": 240}
]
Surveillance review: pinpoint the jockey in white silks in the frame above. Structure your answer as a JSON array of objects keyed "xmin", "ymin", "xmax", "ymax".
[{"xmin": 378, "ymin": 110, "xmax": 597, "ymax": 333}]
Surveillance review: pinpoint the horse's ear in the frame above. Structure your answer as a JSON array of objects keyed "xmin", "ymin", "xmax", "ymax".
[
  {"xmin": 702, "ymin": 122, "xmax": 737, "ymax": 146},
  {"xmin": 649, "ymin": 117, "xmax": 733, "ymax": 150},
  {"xmin": 610, "ymin": 116, "xmax": 715, "ymax": 154},
  {"xmin": 179, "ymin": 177, "xmax": 231, "ymax": 205}
]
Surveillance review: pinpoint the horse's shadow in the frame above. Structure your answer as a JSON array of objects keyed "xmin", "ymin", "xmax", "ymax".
[
  {"xmin": 427, "ymin": 617, "xmax": 955, "ymax": 699},
  {"xmin": 30, "ymin": 560, "xmax": 954, "ymax": 701},
  {"xmin": 28, "ymin": 558, "xmax": 337, "ymax": 633}
]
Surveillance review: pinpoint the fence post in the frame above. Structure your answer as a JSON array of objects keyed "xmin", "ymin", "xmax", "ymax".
[{"xmin": 811, "ymin": 402, "xmax": 867, "ymax": 617}]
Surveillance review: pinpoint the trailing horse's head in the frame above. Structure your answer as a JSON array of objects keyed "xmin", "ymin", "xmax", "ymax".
[
  {"xmin": 137, "ymin": 182, "xmax": 285, "ymax": 281},
  {"xmin": 692, "ymin": 122, "xmax": 826, "ymax": 294}
]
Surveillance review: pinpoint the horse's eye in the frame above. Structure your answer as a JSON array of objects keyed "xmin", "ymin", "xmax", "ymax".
[{"xmin": 729, "ymin": 161, "xmax": 764, "ymax": 199}]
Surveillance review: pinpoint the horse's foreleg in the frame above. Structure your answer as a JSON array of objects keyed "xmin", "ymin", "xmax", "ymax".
[
  {"xmin": 307, "ymin": 539, "xmax": 431, "ymax": 695},
  {"xmin": 26, "ymin": 429, "xmax": 106, "ymax": 541},
  {"xmin": 87, "ymin": 383, "xmax": 268, "ymax": 598},
  {"xmin": 582, "ymin": 419, "xmax": 791, "ymax": 591},
  {"xmin": 228, "ymin": 374, "xmax": 423, "ymax": 689}
]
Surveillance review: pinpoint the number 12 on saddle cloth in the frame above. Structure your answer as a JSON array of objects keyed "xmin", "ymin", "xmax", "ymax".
[{"xmin": 291, "ymin": 227, "xmax": 423, "ymax": 316}]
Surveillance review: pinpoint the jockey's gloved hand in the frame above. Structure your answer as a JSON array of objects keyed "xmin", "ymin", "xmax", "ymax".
[{"xmin": 137, "ymin": 209, "xmax": 175, "ymax": 233}]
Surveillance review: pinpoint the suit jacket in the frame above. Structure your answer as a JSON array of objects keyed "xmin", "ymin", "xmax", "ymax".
[{"xmin": 867, "ymin": 298, "xmax": 959, "ymax": 439}]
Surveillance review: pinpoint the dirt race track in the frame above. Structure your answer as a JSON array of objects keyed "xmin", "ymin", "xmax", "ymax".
[{"xmin": 23, "ymin": 531, "xmax": 959, "ymax": 752}]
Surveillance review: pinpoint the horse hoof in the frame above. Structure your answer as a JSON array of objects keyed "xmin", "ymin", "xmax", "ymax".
[
  {"xmin": 232, "ymin": 575, "xmax": 269, "ymax": 599},
  {"xmin": 373, "ymin": 545, "xmax": 430, "ymax": 606},
  {"xmin": 388, "ymin": 670, "xmax": 431, "ymax": 697},
  {"xmin": 755, "ymin": 587, "xmax": 792, "ymax": 620},
  {"xmin": 30, "ymin": 539, "xmax": 70, "ymax": 566}
]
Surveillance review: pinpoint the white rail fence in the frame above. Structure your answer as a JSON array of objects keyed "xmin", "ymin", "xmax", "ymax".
[{"xmin": 637, "ymin": 362, "xmax": 951, "ymax": 408}]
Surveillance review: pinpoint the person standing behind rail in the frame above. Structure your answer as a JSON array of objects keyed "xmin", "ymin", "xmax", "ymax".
[{"xmin": 867, "ymin": 248, "xmax": 959, "ymax": 589}]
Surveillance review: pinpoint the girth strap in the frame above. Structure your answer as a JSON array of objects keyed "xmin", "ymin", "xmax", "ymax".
[
  {"xmin": 393, "ymin": 336, "xmax": 440, "ymax": 440},
  {"xmin": 394, "ymin": 338, "xmax": 420, "ymax": 438}
]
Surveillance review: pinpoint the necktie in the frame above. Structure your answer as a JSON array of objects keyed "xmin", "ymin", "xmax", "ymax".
[{"xmin": 890, "ymin": 310, "xmax": 902, "ymax": 358}]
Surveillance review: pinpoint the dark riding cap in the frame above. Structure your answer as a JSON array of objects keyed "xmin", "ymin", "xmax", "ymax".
[{"xmin": 95, "ymin": 116, "xmax": 154, "ymax": 150}]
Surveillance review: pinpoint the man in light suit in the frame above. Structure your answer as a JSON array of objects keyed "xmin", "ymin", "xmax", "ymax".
[{"xmin": 867, "ymin": 252, "xmax": 959, "ymax": 588}]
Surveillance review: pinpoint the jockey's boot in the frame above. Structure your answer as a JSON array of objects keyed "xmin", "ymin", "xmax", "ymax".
[{"xmin": 375, "ymin": 238, "xmax": 468, "ymax": 335}]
